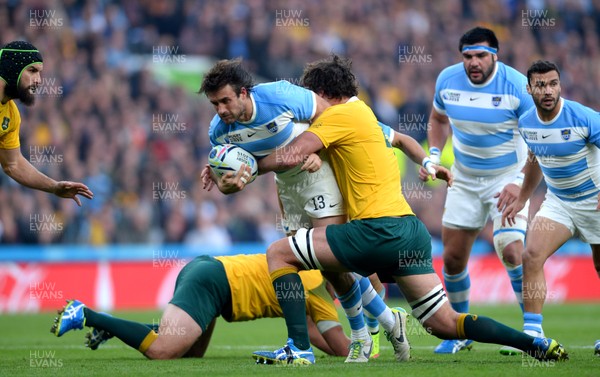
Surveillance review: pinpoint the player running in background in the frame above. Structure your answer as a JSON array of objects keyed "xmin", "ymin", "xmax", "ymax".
[
  {"xmin": 0, "ymin": 41, "xmax": 93, "ymax": 205},
  {"xmin": 51, "ymin": 254, "xmax": 351, "ymax": 359},
  {"xmin": 501, "ymin": 60, "xmax": 600, "ymax": 353},
  {"xmin": 198, "ymin": 59, "xmax": 406, "ymax": 362},
  {"xmin": 423, "ymin": 27, "xmax": 533, "ymax": 355},
  {"xmin": 253, "ymin": 54, "xmax": 567, "ymax": 365}
]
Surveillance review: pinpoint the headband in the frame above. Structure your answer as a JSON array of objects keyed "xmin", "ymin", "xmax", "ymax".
[{"xmin": 461, "ymin": 45, "xmax": 498, "ymax": 54}]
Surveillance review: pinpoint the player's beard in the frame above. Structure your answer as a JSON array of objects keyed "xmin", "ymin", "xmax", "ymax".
[
  {"xmin": 468, "ymin": 61, "xmax": 495, "ymax": 85},
  {"xmin": 7, "ymin": 83, "xmax": 36, "ymax": 106},
  {"xmin": 535, "ymin": 90, "xmax": 560, "ymax": 115}
]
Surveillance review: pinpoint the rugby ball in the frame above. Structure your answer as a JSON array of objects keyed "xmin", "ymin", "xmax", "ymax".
[{"xmin": 208, "ymin": 144, "xmax": 258, "ymax": 183}]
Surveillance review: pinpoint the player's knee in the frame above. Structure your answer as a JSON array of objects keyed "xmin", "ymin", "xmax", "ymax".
[
  {"xmin": 522, "ymin": 247, "xmax": 546, "ymax": 269},
  {"xmin": 442, "ymin": 250, "xmax": 468, "ymax": 273},
  {"xmin": 498, "ymin": 241, "xmax": 523, "ymax": 266},
  {"xmin": 266, "ymin": 239, "xmax": 288, "ymax": 264},
  {"xmin": 145, "ymin": 344, "xmax": 182, "ymax": 360},
  {"xmin": 493, "ymin": 217, "xmax": 526, "ymax": 267}
]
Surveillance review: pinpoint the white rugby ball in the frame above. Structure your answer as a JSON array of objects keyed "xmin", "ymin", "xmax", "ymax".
[{"xmin": 208, "ymin": 144, "xmax": 258, "ymax": 183}]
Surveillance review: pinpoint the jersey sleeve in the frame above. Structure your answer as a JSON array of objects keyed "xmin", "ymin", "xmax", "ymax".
[
  {"xmin": 514, "ymin": 74, "xmax": 534, "ymax": 118},
  {"xmin": 207, "ymin": 115, "xmax": 221, "ymax": 147},
  {"xmin": 377, "ymin": 121, "xmax": 394, "ymax": 144},
  {"xmin": 432, "ymin": 73, "xmax": 447, "ymax": 115},
  {"xmin": 586, "ymin": 110, "xmax": 600, "ymax": 148},
  {"xmin": 273, "ymin": 80, "xmax": 317, "ymax": 121},
  {"xmin": 0, "ymin": 103, "xmax": 21, "ymax": 149}
]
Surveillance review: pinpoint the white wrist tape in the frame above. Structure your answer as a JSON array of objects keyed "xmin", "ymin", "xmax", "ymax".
[
  {"xmin": 422, "ymin": 156, "xmax": 436, "ymax": 176},
  {"xmin": 512, "ymin": 172, "xmax": 525, "ymax": 188},
  {"xmin": 429, "ymin": 147, "xmax": 441, "ymax": 166}
]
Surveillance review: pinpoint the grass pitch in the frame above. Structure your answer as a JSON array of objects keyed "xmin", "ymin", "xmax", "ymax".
[{"xmin": 1, "ymin": 302, "xmax": 598, "ymax": 377}]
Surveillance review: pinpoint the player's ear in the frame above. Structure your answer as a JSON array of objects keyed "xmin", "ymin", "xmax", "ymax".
[{"xmin": 526, "ymin": 84, "xmax": 532, "ymax": 95}]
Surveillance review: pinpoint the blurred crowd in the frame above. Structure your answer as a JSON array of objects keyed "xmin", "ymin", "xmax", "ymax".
[{"xmin": 1, "ymin": 0, "xmax": 598, "ymax": 250}]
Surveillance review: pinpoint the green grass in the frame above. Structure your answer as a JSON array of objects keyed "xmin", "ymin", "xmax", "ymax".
[{"xmin": 1, "ymin": 302, "xmax": 598, "ymax": 377}]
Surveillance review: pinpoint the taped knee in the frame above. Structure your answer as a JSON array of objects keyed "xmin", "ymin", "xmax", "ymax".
[
  {"xmin": 288, "ymin": 228, "xmax": 323, "ymax": 270},
  {"xmin": 492, "ymin": 216, "xmax": 526, "ymax": 268}
]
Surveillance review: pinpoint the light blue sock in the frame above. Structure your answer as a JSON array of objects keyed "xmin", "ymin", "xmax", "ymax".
[
  {"xmin": 337, "ymin": 279, "xmax": 368, "ymax": 340},
  {"xmin": 506, "ymin": 264, "xmax": 524, "ymax": 312},
  {"xmin": 355, "ymin": 274, "xmax": 395, "ymax": 331},
  {"xmin": 443, "ymin": 268, "xmax": 470, "ymax": 313},
  {"xmin": 523, "ymin": 312, "xmax": 544, "ymax": 336},
  {"xmin": 356, "ymin": 275, "xmax": 384, "ymax": 333}
]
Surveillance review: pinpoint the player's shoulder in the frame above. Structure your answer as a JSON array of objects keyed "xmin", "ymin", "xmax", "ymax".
[
  {"xmin": 496, "ymin": 62, "xmax": 528, "ymax": 87},
  {"xmin": 253, "ymin": 80, "xmax": 308, "ymax": 96},
  {"xmin": 518, "ymin": 105, "xmax": 537, "ymax": 125},
  {"xmin": 562, "ymin": 98, "xmax": 600, "ymax": 122},
  {"xmin": 497, "ymin": 62, "xmax": 525, "ymax": 79},
  {"xmin": 436, "ymin": 63, "xmax": 464, "ymax": 84},
  {"xmin": 321, "ymin": 98, "xmax": 368, "ymax": 118}
]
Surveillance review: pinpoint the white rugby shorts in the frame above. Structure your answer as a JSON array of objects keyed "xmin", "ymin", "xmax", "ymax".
[
  {"xmin": 536, "ymin": 191, "xmax": 600, "ymax": 244},
  {"xmin": 442, "ymin": 167, "xmax": 529, "ymax": 230},
  {"xmin": 275, "ymin": 153, "xmax": 345, "ymax": 233}
]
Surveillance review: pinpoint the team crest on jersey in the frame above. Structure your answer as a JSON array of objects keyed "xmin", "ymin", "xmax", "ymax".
[
  {"xmin": 491, "ymin": 96, "xmax": 502, "ymax": 107},
  {"xmin": 561, "ymin": 129, "xmax": 571, "ymax": 140},
  {"xmin": 266, "ymin": 121, "xmax": 278, "ymax": 133},
  {"xmin": 1, "ymin": 117, "xmax": 9, "ymax": 131}
]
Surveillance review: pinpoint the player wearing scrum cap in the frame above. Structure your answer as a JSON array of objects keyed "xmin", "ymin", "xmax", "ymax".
[{"xmin": 0, "ymin": 41, "xmax": 92, "ymax": 205}]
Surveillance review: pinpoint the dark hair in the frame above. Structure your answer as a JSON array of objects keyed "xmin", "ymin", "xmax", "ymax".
[
  {"xmin": 300, "ymin": 54, "xmax": 358, "ymax": 99},
  {"xmin": 526, "ymin": 60, "xmax": 560, "ymax": 85},
  {"xmin": 198, "ymin": 58, "xmax": 254, "ymax": 96},
  {"xmin": 458, "ymin": 27, "xmax": 499, "ymax": 52}
]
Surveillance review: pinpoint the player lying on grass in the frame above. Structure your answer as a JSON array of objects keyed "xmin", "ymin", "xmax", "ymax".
[{"xmin": 50, "ymin": 254, "xmax": 399, "ymax": 359}]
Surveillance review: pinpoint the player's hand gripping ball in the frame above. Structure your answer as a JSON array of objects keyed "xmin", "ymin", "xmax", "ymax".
[{"xmin": 208, "ymin": 144, "xmax": 258, "ymax": 184}]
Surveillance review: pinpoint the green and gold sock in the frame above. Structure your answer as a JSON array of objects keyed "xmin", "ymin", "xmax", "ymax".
[
  {"xmin": 84, "ymin": 308, "xmax": 158, "ymax": 353},
  {"xmin": 458, "ymin": 313, "xmax": 536, "ymax": 353},
  {"xmin": 271, "ymin": 267, "xmax": 310, "ymax": 350}
]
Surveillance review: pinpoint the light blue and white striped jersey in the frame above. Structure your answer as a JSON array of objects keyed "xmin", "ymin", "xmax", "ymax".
[
  {"xmin": 208, "ymin": 81, "xmax": 317, "ymax": 157},
  {"xmin": 433, "ymin": 62, "xmax": 534, "ymax": 176},
  {"xmin": 518, "ymin": 98, "xmax": 600, "ymax": 202}
]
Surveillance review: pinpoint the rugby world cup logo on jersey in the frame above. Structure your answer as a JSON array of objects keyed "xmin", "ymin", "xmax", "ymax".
[
  {"xmin": 442, "ymin": 92, "xmax": 460, "ymax": 102},
  {"xmin": 491, "ymin": 96, "xmax": 502, "ymax": 107},
  {"xmin": 561, "ymin": 129, "xmax": 571, "ymax": 140},
  {"xmin": 522, "ymin": 130, "xmax": 538, "ymax": 141}
]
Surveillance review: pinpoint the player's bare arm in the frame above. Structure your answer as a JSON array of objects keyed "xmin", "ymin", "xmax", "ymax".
[
  {"xmin": 427, "ymin": 108, "xmax": 452, "ymax": 158},
  {"xmin": 258, "ymin": 132, "xmax": 324, "ymax": 174},
  {"xmin": 392, "ymin": 131, "xmax": 453, "ymax": 186},
  {"xmin": 502, "ymin": 150, "xmax": 544, "ymax": 226},
  {"xmin": 0, "ymin": 147, "xmax": 93, "ymax": 206}
]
